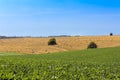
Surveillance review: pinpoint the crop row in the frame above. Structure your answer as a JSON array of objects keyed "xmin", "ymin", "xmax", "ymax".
[{"xmin": 0, "ymin": 61, "xmax": 120, "ymax": 80}]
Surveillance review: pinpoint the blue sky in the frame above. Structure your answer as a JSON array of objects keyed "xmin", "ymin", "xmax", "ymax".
[{"xmin": 0, "ymin": 0, "xmax": 120, "ymax": 36}]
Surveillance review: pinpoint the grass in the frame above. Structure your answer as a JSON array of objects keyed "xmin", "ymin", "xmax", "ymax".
[
  {"xmin": 19, "ymin": 46, "xmax": 120, "ymax": 64},
  {"xmin": 0, "ymin": 47, "xmax": 120, "ymax": 79},
  {"xmin": 0, "ymin": 52, "xmax": 23, "ymax": 56}
]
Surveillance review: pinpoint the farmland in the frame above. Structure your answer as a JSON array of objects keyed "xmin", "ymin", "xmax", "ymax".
[
  {"xmin": 0, "ymin": 47, "xmax": 120, "ymax": 79},
  {"xmin": 0, "ymin": 36, "xmax": 120, "ymax": 54}
]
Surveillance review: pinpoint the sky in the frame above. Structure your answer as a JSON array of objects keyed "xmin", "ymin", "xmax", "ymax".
[{"xmin": 0, "ymin": 0, "xmax": 120, "ymax": 36}]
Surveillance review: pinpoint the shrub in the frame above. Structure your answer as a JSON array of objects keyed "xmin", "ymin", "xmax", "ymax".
[
  {"xmin": 87, "ymin": 42, "xmax": 97, "ymax": 49},
  {"xmin": 48, "ymin": 38, "xmax": 57, "ymax": 45}
]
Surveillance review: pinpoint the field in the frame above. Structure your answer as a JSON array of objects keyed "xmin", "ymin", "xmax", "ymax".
[
  {"xmin": 0, "ymin": 36, "xmax": 120, "ymax": 54},
  {"xmin": 0, "ymin": 47, "xmax": 120, "ymax": 79}
]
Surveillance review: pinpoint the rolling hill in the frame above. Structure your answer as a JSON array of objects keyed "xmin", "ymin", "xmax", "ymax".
[{"xmin": 0, "ymin": 36, "xmax": 120, "ymax": 54}]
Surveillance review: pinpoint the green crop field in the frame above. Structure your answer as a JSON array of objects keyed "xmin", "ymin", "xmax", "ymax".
[{"xmin": 0, "ymin": 47, "xmax": 120, "ymax": 80}]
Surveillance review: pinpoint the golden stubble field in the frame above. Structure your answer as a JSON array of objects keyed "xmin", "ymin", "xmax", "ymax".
[{"xmin": 0, "ymin": 36, "xmax": 120, "ymax": 54}]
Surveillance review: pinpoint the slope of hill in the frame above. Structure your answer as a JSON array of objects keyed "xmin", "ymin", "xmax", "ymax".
[
  {"xmin": 0, "ymin": 36, "xmax": 120, "ymax": 54},
  {"xmin": 0, "ymin": 47, "xmax": 120, "ymax": 79}
]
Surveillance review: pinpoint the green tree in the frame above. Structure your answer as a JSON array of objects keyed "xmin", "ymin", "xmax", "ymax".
[
  {"xmin": 48, "ymin": 38, "xmax": 57, "ymax": 45},
  {"xmin": 87, "ymin": 42, "xmax": 97, "ymax": 49},
  {"xmin": 110, "ymin": 33, "xmax": 113, "ymax": 36}
]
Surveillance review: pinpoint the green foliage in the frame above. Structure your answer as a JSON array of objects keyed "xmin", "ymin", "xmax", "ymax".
[
  {"xmin": 0, "ymin": 47, "xmax": 120, "ymax": 79},
  {"xmin": 48, "ymin": 38, "xmax": 57, "ymax": 45},
  {"xmin": 87, "ymin": 42, "xmax": 97, "ymax": 49}
]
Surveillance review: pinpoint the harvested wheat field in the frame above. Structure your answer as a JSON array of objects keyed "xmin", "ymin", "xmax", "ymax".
[{"xmin": 0, "ymin": 36, "xmax": 120, "ymax": 54}]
